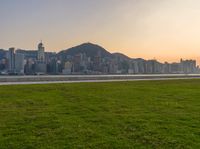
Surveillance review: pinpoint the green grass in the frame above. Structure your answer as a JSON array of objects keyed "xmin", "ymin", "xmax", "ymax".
[{"xmin": 0, "ymin": 80, "xmax": 200, "ymax": 149}]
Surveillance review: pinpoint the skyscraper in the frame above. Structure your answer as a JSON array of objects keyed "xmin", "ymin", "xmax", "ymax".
[
  {"xmin": 37, "ymin": 41, "xmax": 45, "ymax": 62},
  {"xmin": 36, "ymin": 41, "xmax": 47, "ymax": 74},
  {"xmin": 8, "ymin": 47, "xmax": 15, "ymax": 72},
  {"xmin": 15, "ymin": 53, "xmax": 24, "ymax": 74}
]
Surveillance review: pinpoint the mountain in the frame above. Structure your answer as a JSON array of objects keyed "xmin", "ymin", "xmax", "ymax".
[
  {"xmin": 58, "ymin": 43, "xmax": 113, "ymax": 59},
  {"xmin": 112, "ymin": 53, "xmax": 131, "ymax": 61}
]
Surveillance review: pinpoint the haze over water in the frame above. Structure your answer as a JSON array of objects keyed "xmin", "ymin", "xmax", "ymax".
[{"xmin": 1, "ymin": 0, "xmax": 200, "ymax": 64}]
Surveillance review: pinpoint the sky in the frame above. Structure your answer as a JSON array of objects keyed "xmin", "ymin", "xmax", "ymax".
[{"xmin": 1, "ymin": 0, "xmax": 200, "ymax": 63}]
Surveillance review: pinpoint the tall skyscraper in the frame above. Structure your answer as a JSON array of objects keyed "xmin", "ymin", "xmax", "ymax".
[
  {"xmin": 15, "ymin": 53, "xmax": 24, "ymax": 74},
  {"xmin": 36, "ymin": 41, "xmax": 47, "ymax": 74},
  {"xmin": 8, "ymin": 47, "xmax": 15, "ymax": 72},
  {"xmin": 37, "ymin": 41, "xmax": 45, "ymax": 62}
]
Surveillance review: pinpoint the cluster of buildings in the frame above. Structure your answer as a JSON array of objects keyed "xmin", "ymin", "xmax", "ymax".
[
  {"xmin": 128, "ymin": 58, "xmax": 198, "ymax": 74},
  {"xmin": 0, "ymin": 42, "xmax": 199, "ymax": 75},
  {"xmin": 0, "ymin": 42, "xmax": 54, "ymax": 75}
]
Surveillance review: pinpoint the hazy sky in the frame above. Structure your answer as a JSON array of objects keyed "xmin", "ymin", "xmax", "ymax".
[{"xmin": 1, "ymin": 0, "xmax": 200, "ymax": 63}]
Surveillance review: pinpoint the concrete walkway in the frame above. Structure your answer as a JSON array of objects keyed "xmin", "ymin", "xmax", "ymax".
[{"xmin": 0, "ymin": 74, "xmax": 200, "ymax": 85}]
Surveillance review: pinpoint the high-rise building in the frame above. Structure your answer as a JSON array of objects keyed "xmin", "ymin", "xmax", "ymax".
[
  {"xmin": 37, "ymin": 41, "xmax": 45, "ymax": 62},
  {"xmin": 36, "ymin": 41, "xmax": 46, "ymax": 74},
  {"xmin": 15, "ymin": 53, "xmax": 24, "ymax": 74},
  {"xmin": 62, "ymin": 61, "xmax": 72, "ymax": 74},
  {"xmin": 180, "ymin": 59, "xmax": 196, "ymax": 74},
  {"xmin": 8, "ymin": 47, "xmax": 15, "ymax": 72}
]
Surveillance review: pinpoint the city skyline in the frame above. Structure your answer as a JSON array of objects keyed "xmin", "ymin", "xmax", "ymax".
[
  {"xmin": 1, "ymin": 0, "xmax": 200, "ymax": 63},
  {"xmin": 0, "ymin": 42, "xmax": 198, "ymax": 75},
  {"xmin": 1, "ymin": 41, "xmax": 199, "ymax": 64},
  {"xmin": 1, "ymin": 41, "xmax": 200, "ymax": 66}
]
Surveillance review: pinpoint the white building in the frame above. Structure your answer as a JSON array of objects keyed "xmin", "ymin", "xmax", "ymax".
[
  {"xmin": 62, "ymin": 61, "xmax": 72, "ymax": 74},
  {"xmin": 36, "ymin": 41, "xmax": 46, "ymax": 74},
  {"xmin": 37, "ymin": 41, "xmax": 45, "ymax": 62}
]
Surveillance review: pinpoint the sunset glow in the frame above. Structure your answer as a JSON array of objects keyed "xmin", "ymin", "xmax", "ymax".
[{"xmin": 1, "ymin": 0, "xmax": 200, "ymax": 63}]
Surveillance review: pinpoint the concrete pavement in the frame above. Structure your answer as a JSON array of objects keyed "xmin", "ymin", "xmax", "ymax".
[{"xmin": 0, "ymin": 74, "xmax": 200, "ymax": 85}]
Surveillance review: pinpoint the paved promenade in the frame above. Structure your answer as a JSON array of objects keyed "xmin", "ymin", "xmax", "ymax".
[{"xmin": 0, "ymin": 74, "xmax": 200, "ymax": 85}]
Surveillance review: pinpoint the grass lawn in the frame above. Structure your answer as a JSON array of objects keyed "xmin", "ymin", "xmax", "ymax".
[{"xmin": 0, "ymin": 80, "xmax": 200, "ymax": 149}]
